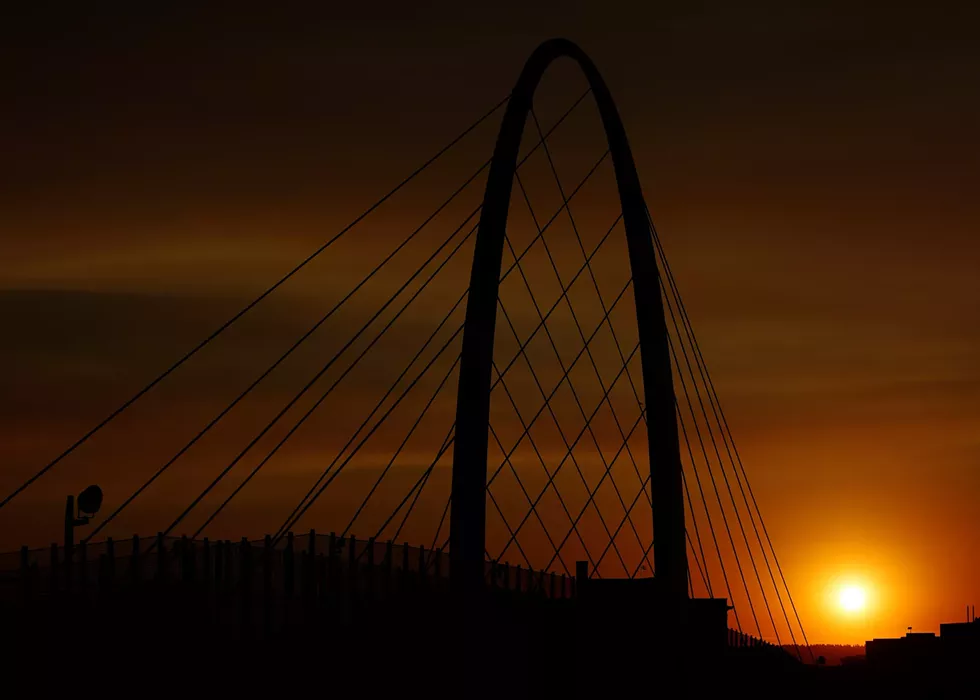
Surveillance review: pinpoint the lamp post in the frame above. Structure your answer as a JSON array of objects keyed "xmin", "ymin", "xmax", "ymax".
[{"xmin": 63, "ymin": 485, "xmax": 103, "ymax": 592}]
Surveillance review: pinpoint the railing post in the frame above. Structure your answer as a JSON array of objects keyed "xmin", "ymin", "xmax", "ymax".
[
  {"xmin": 328, "ymin": 532, "xmax": 337, "ymax": 591},
  {"xmin": 419, "ymin": 545, "xmax": 427, "ymax": 586},
  {"xmin": 401, "ymin": 542, "xmax": 409, "ymax": 591},
  {"xmin": 309, "ymin": 528, "xmax": 317, "ymax": 598},
  {"xmin": 515, "ymin": 565, "xmax": 522, "ymax": 593},
  {"xmin": 284, "ymin": 532, "xmax": 295, "ymax": 600},
  {"xmin": 549, "ymin": 571, "xmax": 556, "ymax": 599},
  {"xmin": 303, "ymin": 530, "xmax": 315, "ymax": 611},
  {"xmin": 299, "ymin": 540, "xmax": 309, "ymax": 609},
  {"xmin": 156, "ymin": 532, "xmax": 166, "ymax": 584},
  {"xmin": 49, "ymin": 542, "xmax": 59, "ymax": 594},
  {"xmin": 502, "ymin": 562, "xmax": 510, "ymax": 591},
  {"xmin": 78, "ymin": 540, "xmax": 88, "ymax": 597},
  {"xmin": 215, "ymin": 540, "xmax": 224, "ymax": 592},
  {"xmin": 490, "ymin": 560, "xmax": 498, "ymax": 590},
  {"xmin": 317, "ymin": 552, "xmax": 328, "ymax": 611},
  {"xmin": 63, "ymin": 495, "xmax": 74, "ymax": 595},
  {"xmin": 384, "ymin": 540, "xmax": 393, "ymax": 596},
  {"xmin": 187, "ymin": 539, "xmax": 197, "ymax": 598},
  {"xmin": 130, "ymin": 535, "xmax": 141, "ymax": 588},
  {"xmin": 263, "ymin": 534, "xmax": 273, "ymax": 637},
  {"xmin": 434, "ymin": 548, "xmax": 443, "ymax": 582},
  {"xmin": 97, "ymin": 554, "xmax": 108, "ymax": 600},
  {"xmin": 366, "ymin": 537, "xmax": 376, "ymax": 599},
  {"xmin": 241, "ymin": 538, "xmax": 252, "ymax": 631},
  {"xmin": 202, "ymin": 537, "xmax": 211, "ymax": 592},
  {"xmin": 20, "ymin": 546, "xmax": 32, "ymax": 603},
  {"xmin": 224, "ymin": 540, "xmax": 233, "ymax": 590},
  {"xmin": 348, "ymin": 535, "xmax": 357, "ymax": 598},
  {"xmin": 105, "ymin": 537, "xmax": 115, "ymax": 593},
  {"xmin": 180, "ymin": 535, "xmax": 190, "ymax": 584}
]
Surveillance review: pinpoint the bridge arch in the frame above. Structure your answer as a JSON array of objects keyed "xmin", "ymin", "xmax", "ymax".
[{"xmin": 450, "ymin": 38, "xmax": 687, "ymax": 598}]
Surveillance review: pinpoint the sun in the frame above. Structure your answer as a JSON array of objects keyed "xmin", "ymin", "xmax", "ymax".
[{"xmin": 838, "ymin": 584, "xmax": 867, "ymax": 613}]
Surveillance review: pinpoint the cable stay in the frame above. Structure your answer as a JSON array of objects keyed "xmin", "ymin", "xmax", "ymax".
[
  {"xmin": 157, "ymin": 207, "xmax": 478, "ymax": 544},
  {"xmin": 648, "ymin": 206, "xmax": 813, "ymax": 658},
  {"xmin": 82, "ymin": 89, "xmax": 595, "ymax": 543},
  {"xmin": 494, "ymin": 294, "xmax": 632, "ymax": 576},
  {"xmin": 270, "ymin": 148, "xmax": 612, "ymax": 544},
  {"xmin": 493, "ymin": 338, "xmax": 642, "ymax": 567},
  {"xmin": 507, "ymin": 176, "xmax": 650, "ymax": 576},
  {"xmin": 0, "ymin": 93, "xmax": 512, "ymax": 512}
]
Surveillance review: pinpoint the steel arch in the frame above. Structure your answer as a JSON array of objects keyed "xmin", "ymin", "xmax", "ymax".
[{"xmin": 450, "ymin": 38, "xmax": 686, "ymax": 600}]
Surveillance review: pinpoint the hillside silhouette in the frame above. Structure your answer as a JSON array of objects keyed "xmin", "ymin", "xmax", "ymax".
[{"xmin": 783, "ymin": 644, "xmax": 865, "ymax": 666}]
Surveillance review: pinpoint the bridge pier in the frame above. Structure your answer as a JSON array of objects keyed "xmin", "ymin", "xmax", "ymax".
[{"xmin": 575, "ymin": 570, "xmax": 729, "ymax": 663}]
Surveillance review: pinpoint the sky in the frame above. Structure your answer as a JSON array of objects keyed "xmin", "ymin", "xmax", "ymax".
[{"xmin": 2, "ymin": 2, "xmax": 979, "ymax": 644}]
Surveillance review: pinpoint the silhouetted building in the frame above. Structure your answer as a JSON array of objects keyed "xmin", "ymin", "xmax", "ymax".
[{"xmin": 866, "ymin": 617, "xmax": 980, "ymax": 673}]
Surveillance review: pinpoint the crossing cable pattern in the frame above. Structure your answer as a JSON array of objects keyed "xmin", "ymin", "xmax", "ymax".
[
  {"xmin": 505, "ymin": 107, "xmax": 658, "ymax": 576},
  {"xmin": 0, "ymin": 94, "xmax": 512, "ymax": 513},
  {"xmin": 164, "ymin": 101, "xmax": 601, "ymax": 549},
  {"xmin": 1, "ymin": 58, "xmax": 813, "ymax": 658},
  {"xmin": 528, "ymin": 107, "xmax": 655, "ymax": 554},
  {"xmin": 646, "ymin": 206, "xmax": 813, "ymax": 656},
  {"xmin": 497, "ymin": 199, "xmax": 639, "ymax": 577},
  {"xmin": 271, "ymin": 147, "xmax": 614, "ymax": 546},
  {"xmin": 471, "ymin": 98, "xmax": 657, "ymax": 579},
  {"xmin": 76, "ymin": 90, "xmax": 594, "ymax": 546}
]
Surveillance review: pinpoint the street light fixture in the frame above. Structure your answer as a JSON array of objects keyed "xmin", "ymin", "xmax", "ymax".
[{"xmin": 64, "ymin": 485, "xmax": 103, "ymax": 589}]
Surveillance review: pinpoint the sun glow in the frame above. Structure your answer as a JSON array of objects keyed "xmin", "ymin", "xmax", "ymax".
[{"xmin": 838, "ymin": 584, "xmax": 867, "ymax": 613}]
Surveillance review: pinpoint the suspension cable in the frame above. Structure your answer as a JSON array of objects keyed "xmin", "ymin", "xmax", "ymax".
[
  {"xmin": 657, "ymin": 236, "xmax": 780, "ymax": 643},
  {"xmin": 485, "ymin": 278, "xmax": 633, "ymax": 492},
  {"xmin": 509, "ymin": 174, "xmax": 652, "ymax": 574},
  {"xmin": 676, "ymin": 399, "xmax": 741, "ymax": 630},
  {"xmin": 155, "ymin": 205, "xmax": 479, "ymax": 543},
  {"xmin": 86, "ymin": 173, "xmax": 483, "ymax": 543},
  {"xmin": 0, "ymin": 93, "xmax": 511, "ymax": 511},
  {"xmin": 489, "ymin": 360, "xmax": 595, "ymax": 571},
  {"xmin": 495, "ymin": 280, "xmax": 631, "ymax": 574},
  {"xmin": 196, "ymin": 226, "xmax": 475, "ymax": 540},
  {"xmin": 487, "ymin": 420, "xmax": 573, "ymax": 576},
  {"xmin": 495, "ymin": 341, "xmax": 640, "ymax": 564},
  {"xmin": 340, "ymin": 355, "xmax": 461, "ymax": 539},
  {"xmin": 649, "ymin": 210, "xmax": 811, "ymax": 657},
  {"xmin": 528, "ymin": 109, "xmax": 651, "ymax": 488},
  {"xmin": 388, "ymin": 429, "xmax": 455, "ymax": 544},
  {"xmin": 84, "ymin": 90, "xmax": 596, "ymax": 542},
  {"xmin": 683, "ymin": 469, "xmax": 714, "ymax": 596},
  {"xmin": 539, "ymin": 403, "xmax": 645, "ymax": 572},
  {"xmin": 591, "ymin": 471, "xmax": 651, "ymax": 574},
  {"xmin": 271, "ymin": 151, "xmax": 611, "ymax": 542},
  {"xmin": 279, "ymin": 324, "xmax": 465, "ymax": 538},
  {"xmin": 669, "ymin": 327, "xmax": 761, "ymax": 635}
]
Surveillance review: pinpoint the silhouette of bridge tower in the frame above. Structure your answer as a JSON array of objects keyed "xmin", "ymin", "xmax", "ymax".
[
  {"xmin": 0, "ymin": 39, "xmax": 814, "ymax": 688},
  {"xmin": 451, "ymin": 39, "xmax": 685, "ymax": 601}
]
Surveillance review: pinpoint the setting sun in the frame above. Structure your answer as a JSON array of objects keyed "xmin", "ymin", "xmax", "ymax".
[{"xmin": 839, "ymin": 584, "xmax": 867, "ymax": 613}]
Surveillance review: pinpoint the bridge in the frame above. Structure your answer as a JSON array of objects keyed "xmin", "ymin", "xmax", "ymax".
[{"xmin": 1, "ymin": 39, "xmax": 814, "ymax": 696}]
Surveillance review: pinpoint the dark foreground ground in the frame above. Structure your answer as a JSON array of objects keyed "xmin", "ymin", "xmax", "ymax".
[{"xmin": 5, "ymin": 589, "xmax": 967, "ymax": 699}]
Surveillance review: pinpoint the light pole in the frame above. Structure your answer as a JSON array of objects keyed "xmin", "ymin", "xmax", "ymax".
[{"xmin": 63, "ymin": 485, "xmax": 103, "ymax": 592}]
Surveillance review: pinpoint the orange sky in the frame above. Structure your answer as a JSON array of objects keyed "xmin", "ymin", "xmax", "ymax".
[{"xmin": 2, "ymin": 3, "xmax": 979, "ymax": 645}]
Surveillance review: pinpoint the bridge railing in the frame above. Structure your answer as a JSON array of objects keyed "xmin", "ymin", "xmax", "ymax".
[
  {"xmin": 0, "ymin": 532, "xmax": 574, "ymax": 607},
  {"xmin": 727, "ymin": 628, "xmax": 801, "ymax": 664}
]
